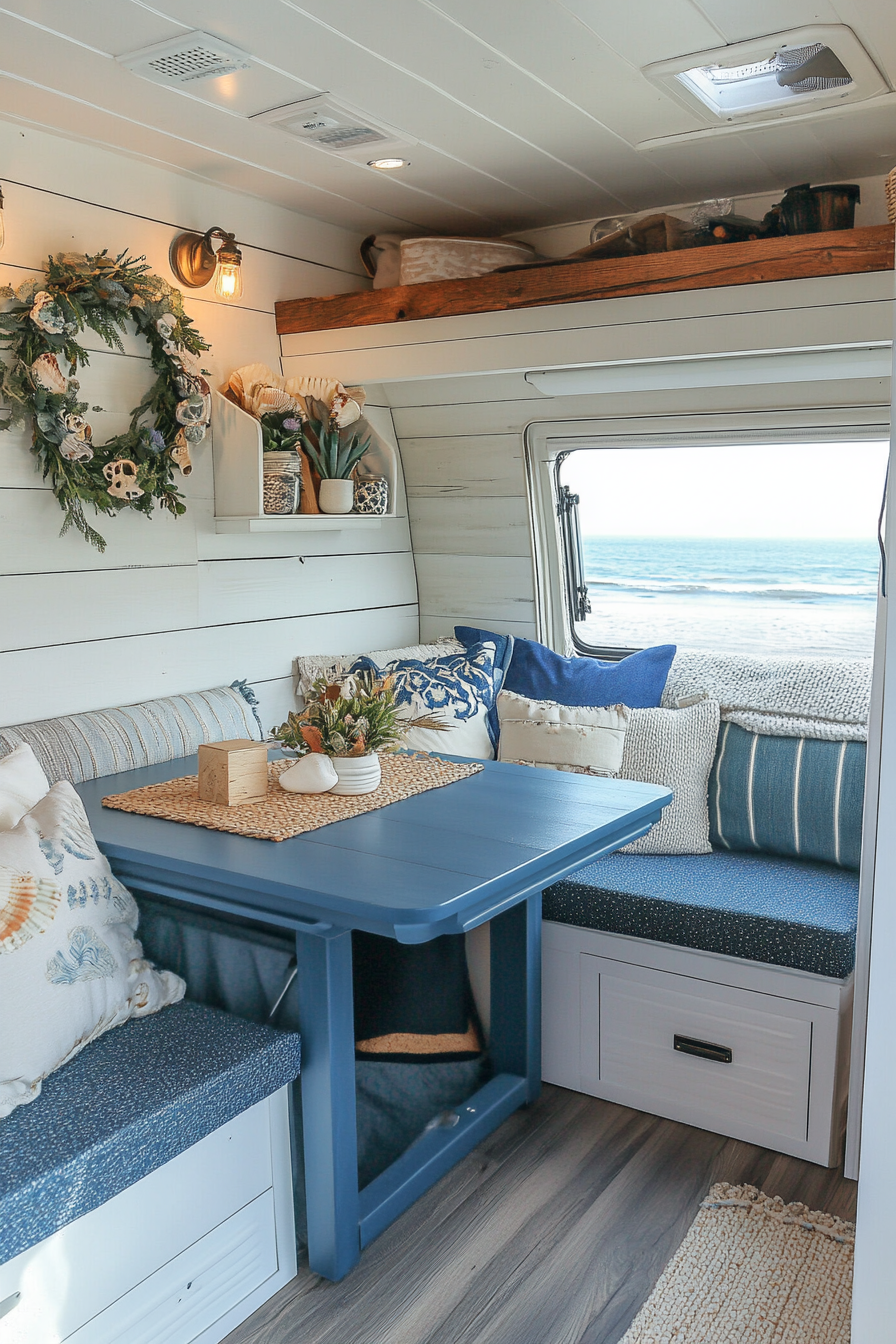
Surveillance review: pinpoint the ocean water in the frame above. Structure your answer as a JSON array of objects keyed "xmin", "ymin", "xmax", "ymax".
[{"xmin": 577, "ymin": 536, "xmax": 881, "ymax": 657}]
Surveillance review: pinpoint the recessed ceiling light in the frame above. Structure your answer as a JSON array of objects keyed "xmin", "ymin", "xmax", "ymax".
[{"xmin": 368, "ymin": 157, "xmax": 409, "ymax": 170}]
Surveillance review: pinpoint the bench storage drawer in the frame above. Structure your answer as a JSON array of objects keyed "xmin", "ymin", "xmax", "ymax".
[
  {"xmin": 581, "ymin": 957, "xmax": 813, "ymax": 1145},
  {"xmin": 542, "ymin": 921, "xmax": 852, "ymax": 1166}
]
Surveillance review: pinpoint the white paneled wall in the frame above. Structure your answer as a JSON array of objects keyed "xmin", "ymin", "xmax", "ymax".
[
  {"xmin": 282, "ymin": 267, "xmax": 894, "ymax": 643},
  {"xmin": 0, "ymin": 121, "xmax": 418, "ymax": 731}
]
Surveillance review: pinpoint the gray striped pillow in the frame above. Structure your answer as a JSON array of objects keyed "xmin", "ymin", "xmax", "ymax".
[
  {"xmin": 709, "ymin": 722, "xmax": 865, "ymax": 870},
  {"xmin": 0, "ymin": 685, "xmax": 263, "ymax": 786}
]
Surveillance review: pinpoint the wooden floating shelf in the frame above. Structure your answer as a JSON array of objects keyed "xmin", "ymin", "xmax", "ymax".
[
  {"xmin": 213, "ymin": 515, "xmax": 384, "ymax": 534},
  {"xmin": 276, "ymin": 225, "xmax": 895, "ymax": 336}
]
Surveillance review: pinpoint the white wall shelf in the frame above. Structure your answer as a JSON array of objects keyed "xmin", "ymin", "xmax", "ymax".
[
  {"xmin": 214, "ymin": 515, "xmax": 383, "ymax": 533},
  {"xmin": 211, "ymin": 391, "xmax": 398, "ymax": 527}
]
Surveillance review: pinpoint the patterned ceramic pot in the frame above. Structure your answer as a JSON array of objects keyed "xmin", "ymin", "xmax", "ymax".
[
  {"xmin": 318, "ymin": 478, "xmax": 355, "ymax": 514},
  {"xmin": 329, "ymin": 754, "xmax": 381, "ymax": 795},
  {"xmin": 353, "ymin": 474, "xmax": 390, "ymax": 516}
]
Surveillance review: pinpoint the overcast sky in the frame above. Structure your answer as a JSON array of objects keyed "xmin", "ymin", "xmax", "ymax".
[{"xmin": 561, "ymin": 441, "xmax": 890, "ymax": 540}]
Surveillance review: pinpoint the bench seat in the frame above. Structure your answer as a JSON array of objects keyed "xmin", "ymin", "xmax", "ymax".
[
  {"xmin": 0, "ymin": 1000, "xmax": 301, "ymax": 1265},
  {"xmin": 543, "ymin": 850, "xmax": 859, "ymax": 979}
]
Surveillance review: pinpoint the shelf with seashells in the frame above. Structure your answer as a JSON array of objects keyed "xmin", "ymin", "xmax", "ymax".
[{"xmin": 211, "ymin": 366, "xmax": 398, "ymax": 533}]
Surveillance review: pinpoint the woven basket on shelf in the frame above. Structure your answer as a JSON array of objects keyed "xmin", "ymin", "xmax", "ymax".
[{"xmin": 887, "ymin": 167, "xmax": 896, "ymax": 224}]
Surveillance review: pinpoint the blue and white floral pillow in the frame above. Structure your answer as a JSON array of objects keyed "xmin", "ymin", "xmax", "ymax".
[
  {"xmin": 349, "ymin": 635, "xmax": 513, "ymax": 760},
  {"xmin": 0, "ymin": 781, "xmax": 184, "ymax": 1117}
]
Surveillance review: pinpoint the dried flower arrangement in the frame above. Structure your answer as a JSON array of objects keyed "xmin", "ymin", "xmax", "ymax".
[{"xmin": 272, "ymin": 672, "xmax": 445, "ymax": 758}]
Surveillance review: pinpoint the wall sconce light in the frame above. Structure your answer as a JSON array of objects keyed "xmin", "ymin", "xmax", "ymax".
[
  {"xmin": 169, "ymin": 226, "xmax": 242, "ymax": 301},
  {"xmin": 0, "ymin": 186, "xmax": 6, "ymax": 252}
]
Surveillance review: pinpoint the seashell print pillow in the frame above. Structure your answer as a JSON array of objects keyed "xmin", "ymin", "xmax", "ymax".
[
  {"xmin": 0, "ymin": 781, "xmax": 185, "ymax": 1118},
  {"xmin": 0, "ymin": 743, "xmax": 50, "ymax": 830}
]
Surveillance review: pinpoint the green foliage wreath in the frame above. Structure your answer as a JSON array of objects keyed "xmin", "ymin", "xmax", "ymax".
[{"xmin": 0, "ymin": 250, "xmax": 211, "ymax": 550}]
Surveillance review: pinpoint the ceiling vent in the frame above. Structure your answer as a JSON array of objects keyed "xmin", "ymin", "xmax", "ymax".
[
  {"xmin": 252, "ymin": 96, "xmax": 416, "ymax": 162},
  {"xmin": 117, "ymin": 32, "xmax": 253, "ymax": 86},
  {"xmin": 643, "ymin": 26, "xmax": 887, "ymax": 126}
]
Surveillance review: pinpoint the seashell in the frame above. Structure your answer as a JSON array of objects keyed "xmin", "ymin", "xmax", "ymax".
[
  {"xmin": 184, "ymin": 423, "xmax": 206, "ymax": 444},
  {"xmin": 175, "ymin": 372, "xmax": 211, "ymax": 399},
  {"xmin": 170, "ymin": 429, "xmax": 192, "ymax": 476},
  {"xmin": 59, "ymin": 433, "xmax": 94, "ymax": 463},
  {"xmin": 31, "ymin": 353, "xmax": 69, "ymax": 395},
  {"xmin": 246, "ymin": 385, "xmax": 300, "ymax": 419},
  {"xmin": 329, "ymin": 390, "xmax": 361, "ymax": 428},
  {"xmin": 155, "ymin": 312, "xmax": 178, "ymax": 340},
  {"xmin": 0, "ymin": 869, "xmax": 62, "ymax": 954},
  {"xmin": 63, "ymin": 412, "xmax": 92, "ymax": 442},
  {"xmin": 279, "ymin": 755, "xmax": 338, "ymax": 794},
  {"xmin": 228, "ymin": 362, "xmax": 278, "ymax": 409},
  {"xmin": 103, "ymin": 458, "xmax": 144, "ymax": 500},
  {"xmin": 175, "ymin": 393, "xmax": 212, "ymax": 426}
]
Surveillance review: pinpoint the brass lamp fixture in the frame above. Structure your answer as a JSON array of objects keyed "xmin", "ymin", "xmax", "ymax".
[{"xmin": 169, "ymin": 226, "xmax": 243, "ymax": 301}]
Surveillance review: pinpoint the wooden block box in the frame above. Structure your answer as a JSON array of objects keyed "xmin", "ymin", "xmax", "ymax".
[{"xmin": 198, "ymin": 740, "xmax": 269, "ymax": 806}]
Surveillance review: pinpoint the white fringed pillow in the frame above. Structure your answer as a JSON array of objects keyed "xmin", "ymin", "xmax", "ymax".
[
  {"xmin": 496, "ymin": 690, "xmax": 630, "ymax": 776},
  {"xmin": 619, "ymin": 700, "xmax": 721, "ymax": 855},
  {"xmin": 0, "ymin": 781, "xmax": 185, "ymax": 1118},
  {"xmin": 0, "ymin": 744, "xmax": 50, "ymax": 830}
]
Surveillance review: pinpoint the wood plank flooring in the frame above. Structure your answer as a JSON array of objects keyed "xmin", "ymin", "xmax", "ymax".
[{"xmin": 226, "ymin": 1086, "xmax": 858, "ymax": 1344}]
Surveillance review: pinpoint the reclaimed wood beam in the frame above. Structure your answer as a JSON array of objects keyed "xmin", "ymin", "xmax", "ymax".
[{"xmin": 276, "ymin": 225, "xmax": 895, "ymax": 336}]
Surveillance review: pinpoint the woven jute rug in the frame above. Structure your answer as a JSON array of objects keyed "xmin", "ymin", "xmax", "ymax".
[
  {"xmin": 620, "ymin": 1183, "xmax": 855, "ymax": 1344},
  {"xmin": 102, "ymin": 754, "xmax": 483, "ymax": 842}
]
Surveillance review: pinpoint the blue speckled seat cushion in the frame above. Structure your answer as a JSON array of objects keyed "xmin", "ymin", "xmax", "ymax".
[
  {"xmin": 543, "ymin": 851, "xmax": 858, "ymax": 978},
  {"xmin": 0, "ymin": 1000, "xmax": 301, "ymax": 1266}
]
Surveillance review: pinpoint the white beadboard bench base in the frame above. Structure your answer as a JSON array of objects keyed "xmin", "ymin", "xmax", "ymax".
[
  {"xmin": 542, "ymin": 921, "xmax": 853, "ymax": 1168},
  {"xmin": 0, "ymin": 1088, "xmax": 296, "ymax": 1344}
]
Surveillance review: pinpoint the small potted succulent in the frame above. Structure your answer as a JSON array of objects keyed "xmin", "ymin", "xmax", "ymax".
[
  {"xmin": 301, "ymin": 411, "xmax": 371, "ymax": 515},
  {"xmin": 258, "ymin": 410, "xmax": 305, "ymax": 514},
  {"xmin": 271, "ymin": 671, "xmax": 445, "ymax": 794}
]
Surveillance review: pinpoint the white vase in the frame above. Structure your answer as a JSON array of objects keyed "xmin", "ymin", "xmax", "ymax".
[
  {"xmin": 330, "ymin": 754, "xmax": 382, "ymax": 795},
  {"xmin": 318, "ymin": 478, "xmax": 355, "ymax": 514}
]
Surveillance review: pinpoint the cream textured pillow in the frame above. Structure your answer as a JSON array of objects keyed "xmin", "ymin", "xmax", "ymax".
[
  {"xmin": 0, "ymin": 781, "xmax": 185, "ymax": 1118},
  {"xmin": 496, "ymin": 690, "xmax": 630, "ymax": 776},
  {"xmin": 0, "ymin": 744, "xmax": 50, "ymax": 830},
  {"xmin": 619, "ymin": 699, "xmax": 721, "ymax": 855}
]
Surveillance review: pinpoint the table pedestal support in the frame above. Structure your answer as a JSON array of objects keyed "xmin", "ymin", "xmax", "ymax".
[
  {"xmin": 295, "ymin": 927, "xmax": 361, "ymax": 1281},
  {"xmin": 298, "ymin": 892, "xmax": 542, "ymax": 1281}
]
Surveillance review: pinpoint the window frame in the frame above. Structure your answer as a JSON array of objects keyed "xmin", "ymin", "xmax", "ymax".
[{"xmin": 524, "ymin": 410, "xmax": 891, "ymax": 659}]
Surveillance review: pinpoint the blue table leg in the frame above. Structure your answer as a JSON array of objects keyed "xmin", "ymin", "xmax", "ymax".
[
  {"xmin": 295, "ymin": 927, "xmax": 360, "ymax": 1280},
  {"xmin": 488, "ymin": 890, "xmax": 542, "ymax": 1104}
]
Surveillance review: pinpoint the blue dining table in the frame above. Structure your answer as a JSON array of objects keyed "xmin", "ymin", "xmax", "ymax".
[{"xmin": 78, "ymin": 753, "xmax": 670, "ymax": 1281}]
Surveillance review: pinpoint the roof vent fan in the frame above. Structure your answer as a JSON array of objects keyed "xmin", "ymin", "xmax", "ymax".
[
  {"xmin": 252, "ymin": 96, "xmax": 417, "ymax": 162},
  {"xmin": 117, "ymin": 32, "xmax": 254, "ymax": 86}
]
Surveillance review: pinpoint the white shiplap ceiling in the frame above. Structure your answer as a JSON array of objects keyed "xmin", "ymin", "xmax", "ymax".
[{"xmin": 0, "ymin": 0, "xmax": 894, "ymax": 236}]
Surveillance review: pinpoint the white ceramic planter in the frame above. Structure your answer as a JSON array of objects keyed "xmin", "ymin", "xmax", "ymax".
[
  {"xmin": 330, "ymin": 754, "xmax": 382, "ymax": 795},
  {"xmin": 318, "ymin": 479, "xmax": 355, "ymax": 514}
]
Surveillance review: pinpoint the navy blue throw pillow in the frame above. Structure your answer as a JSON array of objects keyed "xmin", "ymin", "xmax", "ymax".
[{"xmin": 455, "ymin": 627, "xmax": 676, "ymax": 709}]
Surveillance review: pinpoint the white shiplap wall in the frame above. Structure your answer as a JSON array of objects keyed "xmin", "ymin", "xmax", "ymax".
[
  {"xmin": 281, "ymin": 266, "xmax": 894, "ymax": 642},
  {"xmin": 0, "ymin": 121, "xmax": 418, "ymax": 732}
]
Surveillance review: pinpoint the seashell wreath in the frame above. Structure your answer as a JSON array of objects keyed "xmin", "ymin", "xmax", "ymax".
[{"xmin": 0, "ymin": 250, "xmax": 212, "ymax": 550}]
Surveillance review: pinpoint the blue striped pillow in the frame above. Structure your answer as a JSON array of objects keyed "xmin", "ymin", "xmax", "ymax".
[{"xmin": 709, "ymin": 722, "xmax": 865, "ymax": 870}]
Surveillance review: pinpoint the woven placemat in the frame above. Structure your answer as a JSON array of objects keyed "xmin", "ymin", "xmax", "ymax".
[{"xmin": 102, "ymin": 754, "xmax": 484, "ymax": 842}]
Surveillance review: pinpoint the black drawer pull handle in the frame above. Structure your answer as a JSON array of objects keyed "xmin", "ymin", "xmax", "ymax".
[{"xmin": 674, "ymin": 1034, "xmax": 733, "ymax": 1064}]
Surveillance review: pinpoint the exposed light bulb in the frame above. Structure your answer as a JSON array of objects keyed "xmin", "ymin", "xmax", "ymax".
[
  {"xmin": 214, "ymin": 258, "xmax": 242, "ymax": 301},
  {"xmin": 0, "ymin": 187, "xmax": 5, "ymax": 252}
]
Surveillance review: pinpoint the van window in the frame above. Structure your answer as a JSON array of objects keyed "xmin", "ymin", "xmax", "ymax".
[{"xmin": 557, "ymin": 441, "xmax": 889, "ymax": 659}]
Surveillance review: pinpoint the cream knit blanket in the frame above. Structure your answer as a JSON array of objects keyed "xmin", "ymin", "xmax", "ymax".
[{"xmin": 662, "ymin": 649, "xmax": 871, "ymax": 741}]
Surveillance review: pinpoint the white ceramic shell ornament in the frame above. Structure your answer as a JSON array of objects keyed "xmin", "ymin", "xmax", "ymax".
[
  {"xmin": 103, "ymin": 458, "xmax": 144, "ymax": 500},
  {"xmin": 278, "ymin": 755, "xmax": 338, "ymax": 794},
  {"xmin": 170, "ymin": 429, "xmax": 193, "ymax": 476}
]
